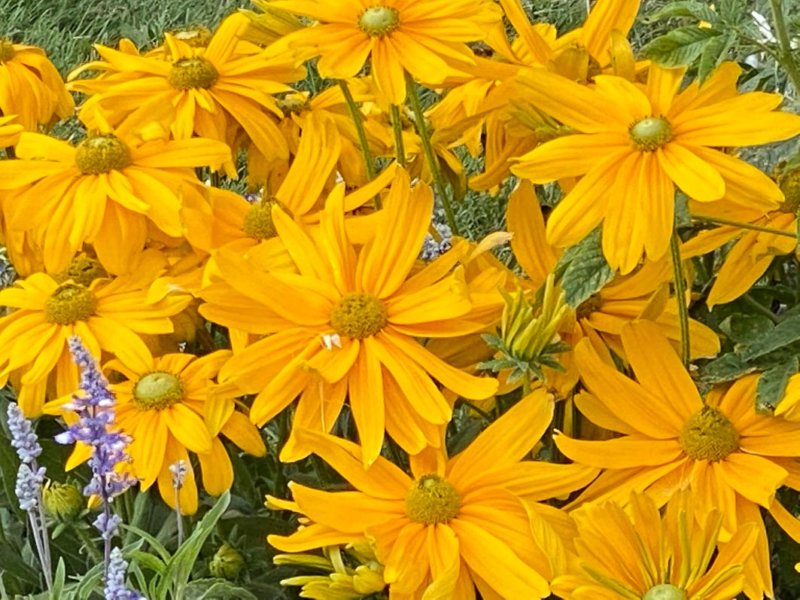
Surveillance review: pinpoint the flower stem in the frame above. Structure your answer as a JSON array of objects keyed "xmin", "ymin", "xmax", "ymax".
[
  {"xmin": 72, "ymin": 523, "xmax": 104, "ymax": 563},
  {"xmin": 34, "ymin": 491, "xmax": 52, "ymax": 591},
  {"xmin": 670, "ymin": 229, "xmax": 691, "ymax": 368},
  {"xmin": 174, "ymin": 494, "xmax": 184, "ymax": 546},
  {"xmin": 692, "ymin": 214, "xmax": 796, "ymax": 238},
  {"xmin": 390, "ymin": 104, "xmax": 407, "ymax": 167},
  {"xmin": 768, "ymin": 0, "xmax": 800, "ymax": 93},
  {"xmin": 338, "ymin": 80, "xmax": 381, "ymax": 208},
  {"xmin": 405, "ymin": 72, "xmax": 460, "ymax": 235}
]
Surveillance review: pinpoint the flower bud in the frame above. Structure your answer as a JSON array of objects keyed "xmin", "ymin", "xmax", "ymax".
[
  {"xmin": 210, "ymin": 543, "xmax": 245, "ymax": 580},
  {"xmin": 42, "ymin": 481, "xmax": 83, "ymax": 521}
]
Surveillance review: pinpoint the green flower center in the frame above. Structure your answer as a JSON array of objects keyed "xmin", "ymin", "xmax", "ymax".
[
  {"xmin": 44, "ymin": 284, "xmax": 97, "ymax": 325},
  {"xmin": 276, "ymin": 94, "xmax": 309, "ymax": 115},
  {"xmin": 168, "ymin": 57, "xmax": 219, "ymax": 90},
  {"xmin": 0, "ymin": 40, "xmax": 15, "ymax": 62},
  {"xmin": 779, "ymin": 167, "xmax": 800, "ymax": 214},
  {"xmin": 629, "ymin": 117, "xmax": 673, "ymax": 152},
  {"xmin": 42, "ymin": 481, "xmax": 84, "ymax": 521},
  {"xmin": 56, "ymin": 253, "xmax": 108, "ymax": 287},
  {"xmin": 242, "ymin": 201, "xmax": 276, "ymax": 240},
  {"xmin": 358, "ymin": 6, "xmax": 400, "ymax": 37},
  {"xmin": 642, "ymin": 584, "xmax": 688, "ymax": 600},
  {"xmin": 679, "ymin": 406, "xmax": 740, "ymax": 462},
  {"xmin": 133, "ymin": 371, "xmax": 184, "ymax": 410},
  {"xmin": 74, "ymin": 135, "xmax": 132, "ymax": 175},
  {"xmin": 330, "ymin": 293, "xmax": 388, "ymax": 339},
  {"xmin": 170, "ymin": 26, "xmax": 212, "ymax": 47},
  {"xmin": 405, "ymin": 474, "xmax": 460, "ymax": 525}
]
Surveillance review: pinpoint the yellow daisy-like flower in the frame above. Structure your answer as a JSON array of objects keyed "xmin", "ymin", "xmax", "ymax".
[
  {"xmin": 0, "ymin": 125, "xmax": 230, "ymax": 273},
  {"xmin": 268, "ymin": 390, "xmax": 598, "ymax": 598},
  {"xmin": 269, "ymin": 0, "xmax": 501, "ymax": 103},
  {"xmin": 70, "ymin": 14, "xmax": 303, "ymax": 175},
  {"xmin": 0, "ymin": 39, "xmax": 73, "ymax": 130},
  {"xmin": 104, "ymin": 349, "xmax": 266, "ymax": 514},
  {"xmin": 512, "ymin": 62, "xmax": 800, "ymax": 273},
  {"xmin": 0, "ymin": 270, "xmax": 190, "ymax": 416},
  {"xmin": 552, "ymin": 490, "xmax": 758, "ymax": 600},
  {"xmin": 556, "ymin": 320, "xmax": 800, "ymax": 598},
  {"xmin": 0, "ymin": 114, "xmax": 23, "ymax": 147},
  {"xmin": 203, "ymin": 170, "xmax": 498, "ymax": 465}
]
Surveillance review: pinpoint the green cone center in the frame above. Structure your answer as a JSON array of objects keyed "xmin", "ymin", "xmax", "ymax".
[
  {"xmin": 405, "ymin": 474, "xmax": 460, "ymax": 525},
  {"xmin": 629, "ymin": 117, "xmax": 672, "ymax": 152},
  {"xmin": 679, "ymin": 406, "xmax": 739, "ymax": 462},
  {"xmin": 168, "ymin": 57, "xmax": 219, "ymax": 90},
  {"xmin": 242, "ymin": 202, "xmax": 276, "ymax": 240},
  {"xmin": 330, "ymin": 293, "xmax": 388, "ymax": 339},
  {"xmin": 133, "ymin": 371, "xmax": 184, "ymax": 410},
  {"xmin": 358, "ymin": 7, "xmax": 400, "ymax": 37},
  {"xmin": 642, "ymin": 583, "xmax": 688, "ymax": 600},
  {"xmin": 56, "ymin": 253, "xmax": 108, "ymax": 286},
  {"xmin": 45, "ymin": 284, "xmax": 97, "ymax": 325},
  {"xmin": 75, "ymin": 135, "xmax": 132, "ymax": 175},
  {"xmin": 0, "ymin": 40, "xmax": 15, "ymax": 62},
  {"xmin": 779, "ymin": 167, "xmax": 800, "ymax": 214}
]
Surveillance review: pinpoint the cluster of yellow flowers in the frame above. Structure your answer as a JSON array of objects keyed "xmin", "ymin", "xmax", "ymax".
[{"xmin": 3, "ymin": 0, "xmax": 800, "ymax": 597}]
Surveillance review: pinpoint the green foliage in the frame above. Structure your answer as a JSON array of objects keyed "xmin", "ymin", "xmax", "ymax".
[{"xmin": 554, "ymin": 229, "xmax": 615, "ymax": 307}]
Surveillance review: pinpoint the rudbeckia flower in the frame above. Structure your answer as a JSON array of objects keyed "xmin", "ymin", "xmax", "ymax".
[
  {"xmin": 202, "ymin": 170, "xmax": 499, "ymax": 465},
  {"xmin": 0, "ymin": 268, "xmax": 190, "ymax": 416},
  {"xmin": 0, "ymin": 114, "xmax": 23, "ymax": 147},
  {"xmin": 0, "ymin": 123, "xmax": 231, "ymax": 273},
  {"xmin": 512, "ymin": 62, "xmax": 800, "ymax": 273},
  {"xmin": 552, "ymin": 491, "xmax": 758, "ymax": 599},
  {"xmin": 268, "ymin": 390, "xmax": 598, "ymax": 598},
  {"xmin": 0, "ymin": 39, "xmax": 73, "ymax": 130},
  {"xmin": 268, "ymin": 0, "xmax": 501, "ymax": 104},
  {"xmin": 556, "ymin": 320, "xmax": 800, "ymax": 598},
  {"xmin": 70, "ymin": 14, "xmax": 304, "ymax": 175}
]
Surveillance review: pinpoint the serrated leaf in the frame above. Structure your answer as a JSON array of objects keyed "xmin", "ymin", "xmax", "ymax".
[
  {"xmin": 643, "ymin": 26, "xmax": 721, "ymax": 67},
  {"xmin": 719, "ymin": 314, "xmax": 774, "ymax": 344},
  {"xmin": 756, "ymin": 356, "xmax": 798, "ymax": 413},
  {"xmin": 698, "ymin": 352, "xmax": 756, "ymax": 384},
  {"xmin": 740, "ymin": 315, "xmax": 800, "ymax": 360},
  {"xmin": 556, "ymin": 230, "xmax": 614, "ymax": 307},
  {"xmin": 643, "ymin": 1, "xmax": 719, "ymax": 23},
  {"xmin": 184, "ymin": 579, "xmax": 259, "ymax": 600},
  {"xmin": 697, "ymin": 31, "xmax": 734, "ymax": 81}
]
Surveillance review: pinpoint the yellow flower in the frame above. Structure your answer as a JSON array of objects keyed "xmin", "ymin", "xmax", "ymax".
[
  {"xmin": 203, "ymin": 170, "xmax": 498, "ymax": 466},
  {"xmin": 0, "ymin": 39, "xmax": 73, "ymax": 131},
  {"xmin": 268, "ymin": 390, "xmax": 598, "ymax": 598},
  {"xmin": 0, "ymin": 269, "xmax": 190, "ymax": 416},
  {"xmin": 0, "ymin": 124, "xmax": 230, "ymax": 273},
  {"xmin": 69, "ymin": 14, "xmax": 303, "ymax": 175},
  {"xmin": 0, "ymin": 114, "xmax": 23, "ymax": 147},
  {"xmin": 556, "ymin": 320, "xmax": 800, "ymax": 598},
  {"xmin": 512, "ymin": 62, "xmax": 800, "ymax": 273},
  {"xmin": 552, "ymin": 491, "xmax": 758, "ymax": 599},
  {"xmin": 268, "ymin": 0, "xmax": 501, "ymax": 104}
]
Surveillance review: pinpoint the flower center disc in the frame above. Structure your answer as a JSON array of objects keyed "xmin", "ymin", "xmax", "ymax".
[
  {"xmin": 779, "ymin": 167, "xmax": 800, "ymax": 214},
  {"xmin": 629, "ymin": 116, "xmax": 672, "ymax": 152},
  {"xmin": 576, "ymin": 293, "xmax": 603, "ymax": 320},
  {"xmin": 405, "ymin": 474, "xmax": 460, "ymax": 525},
  {"xmin": 242, "ymin": 202, "xmax": 276, "ymax": 240},
  {"xmin": 0, "ymin": 40, "xmax": 15, "ymax": 62},
  {"xmin": 358, "ymin": 6, "xmax": 400, "ymax": 37},
  {"xmin": 330, "ymin": 293, "xmax": 388, "ymax": 339},
  {"xmin": 44, "ymin": 284, "xmax": 97, "ymax": 325},
  {"xmin": 679, "ymin": 406, "xmax": 739, "ymax": 462},
  {"xmin": 74, "ymin": 135, "xmax": 132, "ymax": 175},
  {"xmin": 168, "ymin": 57, "xmax": 219, "ymax": 90},
  {"xmin": 277, "ymin": 93, "xmax": 309, "ymax": 115},
  {"xmin": 56, "ymin": 253, "xmax": 108, "ymax": 286},
  {"xmin": 133, "ymin": 371, "xmax": 184, "ymax": 410},
  {"xmin": 642, "ymin": 584, "xmax": 688, "ymax": 600}
]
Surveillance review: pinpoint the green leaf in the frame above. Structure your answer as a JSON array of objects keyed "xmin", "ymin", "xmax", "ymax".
[
  {"xmin": 698, "ymin": 352, "xmax": 756, "ymax": 384},
  {"xmin": 51, "ymin": 558, "xmax": 66, "ymax": 600},
  {"xmin": 757, "ymin": 356, "xmax": 798, "ymax": 413},
  {"xmin": 129, "ymin": 550, "xmax": 167, "ymax": 575},
  {"xmin": 697, "ymin": 31, "xmax": 734, "ymax": 81},
  {"xmin": 740, "ymin": 315, "xmax": 800, "ymax": 360},
  {"xmin": 719, "ymin": 314, "xmax": 774, "ymax": 344},
  {"xmin": 556, "ymin": 229, "xmax": 614, "ymax": 307},
  {"xmin": 643, "ymin": 26, "xmax": 721, "ymax": 67},
  {"xmin": 184, "ymin": 579, "xmax": 259, "ymax": 600},
  {"xmin": 156, "ymin": 492, "xmax": 231, "ymax": 599},
  {"xmin": 643, "ymin": 1, "xmax": 719, "ymax": 23}
]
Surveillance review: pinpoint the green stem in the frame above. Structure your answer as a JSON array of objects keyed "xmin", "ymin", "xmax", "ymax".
[
  {"xmin": 670, "ymin": 229, "xmax": 691, "ymax": 368},
  {"xmin": 405, "ymin": 72, "xmax": 460, "ymax": 235},
  {"xmin": 742, "ymin": 293, "xmax": 780, "ymax": 324},
  {"xmin": 390, "ymin": 104, "xmax": 407, "ymax": 167},
  {"xmin": 692, "ymin": 215, "xmax": 796, "ymax": 238},
  {"xmin": 71, "ymin": 523, "xmax": 103, "ymax": 563},
  {"xmin": 768, "ymin": 0, "xmax": 800, "ymax": 93},
  {"xmin": 338, "ymin": 80, "xmax": 380, "ymax": 208}
]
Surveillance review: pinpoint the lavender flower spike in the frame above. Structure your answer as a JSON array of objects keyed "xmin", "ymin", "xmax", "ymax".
[
  {"xmin": 105, "ymin": 547, "xmax": 145, "ymax": 600},
  {"xmin": 7, "ymin": 402, "xmax": 42, "ymax": 463}
]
